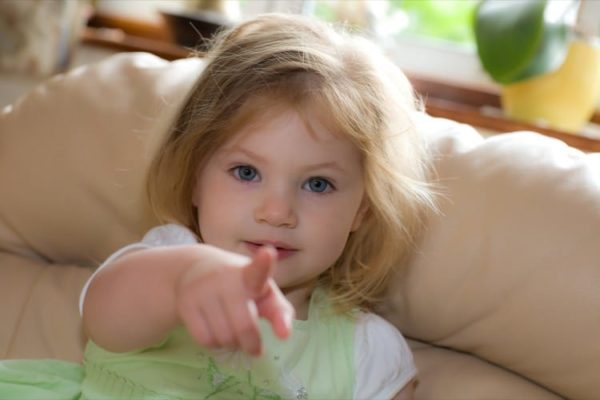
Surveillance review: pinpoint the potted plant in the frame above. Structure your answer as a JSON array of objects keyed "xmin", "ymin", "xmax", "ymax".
[{"xmin": 474, "ymin": 0, "xmax": 600, "ymax": 133}]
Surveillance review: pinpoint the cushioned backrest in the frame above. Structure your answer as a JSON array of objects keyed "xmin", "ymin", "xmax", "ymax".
[
  {"xmin": 0, "ymin": 53, "xmax": 205, "ymax": 266},
  {"xmin": 2, "ymin": 53, "xmax": 599, "ymax": 399},
  {"xmin": 381, "ymin": 115, "xmax": 600, "ymax": 399}
]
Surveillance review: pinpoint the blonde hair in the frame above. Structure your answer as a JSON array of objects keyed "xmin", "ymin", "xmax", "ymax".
[{"xmin": 148, "ymin": 14, "xmax": 437, "ymax": 312}]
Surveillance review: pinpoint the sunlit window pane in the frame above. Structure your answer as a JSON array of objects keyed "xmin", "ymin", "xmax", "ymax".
[
  {"xmin": 310, "ymin": 0, "xmax": 477, "ymax": 49},
  {"xmin": 388, "ymin": 0, "xmax": 478, "ymax": 46}
]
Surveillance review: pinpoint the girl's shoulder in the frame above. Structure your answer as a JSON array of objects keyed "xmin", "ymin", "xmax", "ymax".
[
  {"xmin": 354, "ymin": 312, "xmax": 413, "ymax": 360},
  {"xmin": 141, "ymin": 224, "xmax": 198, "ymax": 247},
  {"xmin": 353, "ymin": 312, "xmax": 417, "ymax": 400}
]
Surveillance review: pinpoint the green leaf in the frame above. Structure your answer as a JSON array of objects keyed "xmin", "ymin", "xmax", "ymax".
[
  {"xmin": 474, "ymin": 0, "xmax": 567, "ymax": 84},
  {"xmin": 509, "ymin": 22, "xmax": 569, "ymax": 82}
]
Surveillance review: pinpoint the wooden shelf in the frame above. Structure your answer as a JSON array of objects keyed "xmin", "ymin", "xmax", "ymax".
[
  {"xmin": 81, "ymin": 28, "xmax": 194, "ymax": 60},
  {"xmin": 409, "ymin": 74, "xmax": 600, "ymax": 152}
]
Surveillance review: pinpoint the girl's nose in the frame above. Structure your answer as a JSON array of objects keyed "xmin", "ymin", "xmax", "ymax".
[{"xmin": 254, "ymin": 189, "xmax": 297, "ymax": 228}]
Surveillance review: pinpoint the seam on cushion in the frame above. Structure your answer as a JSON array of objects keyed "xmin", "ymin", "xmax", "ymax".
[
  {"xmin": 4, "ymin": 259, "xmax": 46, "ymax": 358},
  {"xmin": 0, "ymin": 215, "xmax": 49, "ymax": 263}
]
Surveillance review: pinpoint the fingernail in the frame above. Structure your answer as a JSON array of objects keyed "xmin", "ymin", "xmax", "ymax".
[{"xmin": 262, "ymin": 244, "xmax": 276, "ymax": 258}]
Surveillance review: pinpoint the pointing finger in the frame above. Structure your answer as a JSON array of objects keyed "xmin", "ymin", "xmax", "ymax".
[
  {"xmin": 256, "ymin": 281, "xmax": 295, "ymax": 340},
  {"xmin": 243, "ymin": 245, "xmax": 277, "ymax": 297}
]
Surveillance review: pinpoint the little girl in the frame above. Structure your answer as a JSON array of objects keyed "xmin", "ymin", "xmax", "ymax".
[{"xmin": 1, "ymin": 13, "xmax": 435, "ymax": 400}]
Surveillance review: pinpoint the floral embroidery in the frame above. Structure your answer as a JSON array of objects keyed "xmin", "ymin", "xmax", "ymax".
[
  {"xmin": 296, "ymin": 386, "xmax": 309, "ymax": 400},
  {"xmin": 193, "ymin": 352, "xmax": 308, "ymax": 400}
]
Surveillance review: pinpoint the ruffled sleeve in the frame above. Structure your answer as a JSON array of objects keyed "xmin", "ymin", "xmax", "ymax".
[
  {"xmin": 79, "ymin": 224, "xmax": 197, "ymax": 314},
  {"xmin": 353, "ymin": 313, "xmax": 417, "ymax": 400}
]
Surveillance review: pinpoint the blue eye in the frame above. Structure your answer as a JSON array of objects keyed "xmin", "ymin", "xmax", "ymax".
[
  {"xmin": 232, "ymin": 165, "xmax": 259, "ymax": 182},
  {"xmin": 305, "ymin": 177, "xmax": 333, "ymax": 193}
]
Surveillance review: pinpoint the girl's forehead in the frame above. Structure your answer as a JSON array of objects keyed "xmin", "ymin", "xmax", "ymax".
[
  {"xmin": 226, "ymin": 97, "xmax": 348, "ymax": 145},
  {"xmin": 218, "ymin": 105, "xmax": 363, "ymax": 169},
  {"xmin": 226, "ymin": 105, "xmax": 342, "ymax": 147}
]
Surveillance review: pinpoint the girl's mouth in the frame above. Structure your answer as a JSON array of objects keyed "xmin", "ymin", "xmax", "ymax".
[{"xmin": 244, "ymin": 241, "xmax": 298, "ymax": 261}]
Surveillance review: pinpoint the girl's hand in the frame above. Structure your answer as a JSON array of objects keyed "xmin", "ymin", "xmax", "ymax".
[{"xmin": 176, "ymin": 245, "xmax": 294, "ymax": 356}]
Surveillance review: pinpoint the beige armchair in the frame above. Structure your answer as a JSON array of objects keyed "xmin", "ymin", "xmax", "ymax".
[{"xmin": 1, "ymin": 52, "xmax": 598, "ymax": 399}]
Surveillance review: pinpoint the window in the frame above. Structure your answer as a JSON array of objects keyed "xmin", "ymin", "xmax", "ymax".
[
  {"xmin": 303, "ymin": 0, "xmax": 586, "ymax": 89},
  {"xmin": 89, "ymin": 0, "xmax": 599, "ymax": 91}
]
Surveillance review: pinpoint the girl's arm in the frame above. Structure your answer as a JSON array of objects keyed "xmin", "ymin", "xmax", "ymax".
[
  {"xmin": 82, "ymin": 244, "xmax": 293, "ymax": 355},
  {"xmin": 82, "ymin": 245, "xmax": 208, "ymax": 352}
]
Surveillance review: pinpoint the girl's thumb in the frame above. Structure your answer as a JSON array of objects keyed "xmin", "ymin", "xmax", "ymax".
[{"xmin": 243, "ymin": 245, "xmax": 277, "ymax": 296}]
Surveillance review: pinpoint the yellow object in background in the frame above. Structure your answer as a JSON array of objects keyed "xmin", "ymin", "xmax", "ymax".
[{"xmin": 501, "ymin": 40, "xmax": 600, "ymax": 133}]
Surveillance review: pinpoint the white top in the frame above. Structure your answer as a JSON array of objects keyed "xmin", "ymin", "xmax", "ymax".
[{"xmin": 80, "ymin": 224, "xmax": 417, "ymax": 399}]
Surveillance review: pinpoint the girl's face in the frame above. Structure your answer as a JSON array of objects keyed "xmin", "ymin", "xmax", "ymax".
[{"xmin": 192, "ymin": 106, "xmax": 366, "ymax": 293}]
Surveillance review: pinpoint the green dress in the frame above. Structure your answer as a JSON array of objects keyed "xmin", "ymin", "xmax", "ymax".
[{"xmin": 0, "ymin": 289, "xmax": 356, "ymax": 400}]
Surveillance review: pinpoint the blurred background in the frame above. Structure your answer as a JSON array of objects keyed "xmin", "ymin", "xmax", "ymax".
[{"xmin": 1, "ymin": 0, "xmax": 599, "ymax": 150}]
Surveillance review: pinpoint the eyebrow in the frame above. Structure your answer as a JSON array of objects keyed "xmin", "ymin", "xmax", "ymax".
[{"xmin": 223, "ymin": 145, "xmax": 347, "ymax": 173}]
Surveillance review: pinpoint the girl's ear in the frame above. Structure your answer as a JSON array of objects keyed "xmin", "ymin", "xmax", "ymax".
[{"xmin": 350, "ymin": 200, "xmax": 369, "ymax": 232}]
